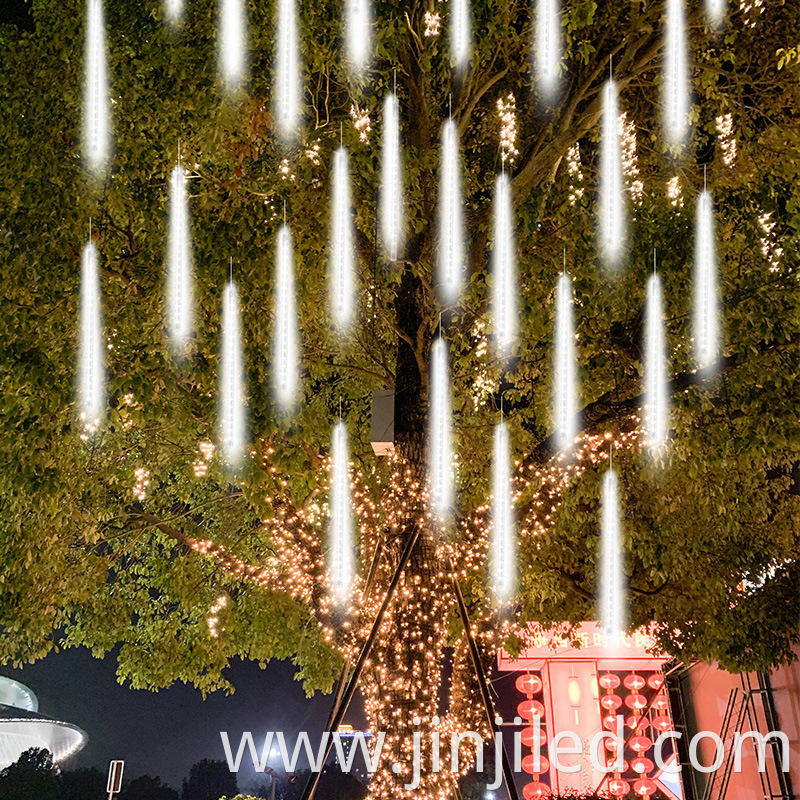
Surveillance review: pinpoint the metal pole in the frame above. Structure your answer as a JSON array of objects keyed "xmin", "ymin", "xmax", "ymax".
[
  {"xmin": 451, "ymin": 575, "xmax": 521, "ymax": 800},
  {"xmin": 299, "ymin": 525, "xmax": 421, "ymax": 800}
]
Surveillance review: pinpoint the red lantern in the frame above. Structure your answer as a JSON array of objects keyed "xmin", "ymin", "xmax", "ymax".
[
  {"xmin": 627, "ymin": 715, "xmax": 649, "ymax": 731},
  {"xmin": 523, "ymin": 781, "xmax": 551, "ymax": 799},
  {"xmin": 603, "ymin": 714, "xmax": 619, "ymax": 731},
  {"xmin": 605, "ymin": 738, "xmax": 619, "ymax": 752},
  {"xmin": 609, "ymin": 779, "xmax": 631, "ymax": 797},
  {"xmin": 607, "ymin": 757, "xmax": 629, "ymax": 773},
  {"xmin": 652, "ymin": 694, "xmax": 669, "ymax": 711},
  {"xmin": 518, "ymin": 699, "xmax": 545, "ymax": 720},
  {"xmin": 631, "ymin": 757, "xmax": 654, "ymax": 774},
  {"xmin": 625, "ymin": 693, "xmax": 648, "ymax": 710},
  {"xmin": 517, "ymin": 673, "xmax": 544, "ymax": 695},
  {"xmin": 522, "ymin": 754, "xmax": 550, "ymax": 775},
  {"xmin": 600, "ymin": 673, "xmax": 621, "ymax": 690},
  {"xmin": 601, "ymin": 694, "xmax": 623, "ymax": 711},
  {"xmin": 624, "ymin": 674, "xmax": 646, "ymax": 691},
  {"xmin": 634, "ymin": 779, "xmax": 657, "ymax": 797},
  {"xmin": 647, "ymin": 674, "xmax": 665, "ymax": 691},
  {"xmin": 630, "ymin": 735, "xmax": 653, "ymax": 753},
  {"xmin": 521, "ymin": 726, "xmax": 547, "ymax": 747},
  {"xmin": 652, "ymin": 715, "xmax": 672, "ymax": 732}
]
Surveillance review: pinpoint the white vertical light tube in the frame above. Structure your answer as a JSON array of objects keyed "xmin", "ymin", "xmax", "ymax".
[
  {"xmin": 330, "ymin": 148, "xmax": 355, "ymax": 327},
  {"xmin": 694, "ymin": 190, "xmax": 719, "ymax": 368},
  {"xmin": 706, "ymin": 0, "xmax": 726, "ymax": 25},
  {"xmin": 536, "ymin": 0, "xmax": 560, "ymax": 94},
  {"xmin": 273, "ymin": 224, "xmax": 299, "ymax": 405},
  {"xmin": 84, "ymin": 0, "xmax": 109, "ymax": 171},
  {"xmin": 219, "ymin": 280, "xmax": 245, "ymax": 464},
  {"xmin": 645, "ymin": 273, "xmax": 668, "ymax": 450},
  {"xmin": 429, "ymin": 338, "xmax": 453, "ymax": 516},
  {"xmin": 330, "ymin": 421, "xmax": 354, "ymax": 602},
  {"xmin": 599, "ymin": 467, "xmax": 625, "ymax": 641},
  {"xmin": 276, "ymin": 0, "xmax": 300, "ymax": 135},
  {"xmin": 165, "ymin": 0, "xmax": 182, "ymax": 23},
  {"xmin": 381, "ymin": 93, "xmax": 403, "ymax": 262},
  {"xmin": 439, "ymin": 120, "xmax": 464, "ymax": 302},
  {"xmin": 451, "ymin": 0, "xmax": 471, "ymax": 67},
  {"xmin": 599, "ymin": 80, "xmax": 625, "ymax": 266},
  {"xmin": 346, "ymin": 0, "xmax": 371, "ymax": 70},
  {"xmin": 665, "ymin": 0, "xmax": 689, "ymax": 144},
  {"xmin": 80, "ymin": 241, "xmax": 104, "ymax": 421},
  {"xmin": 553, "ymin": 274, "xmax": 577, "ymax": 451},
  {"xmin": 492, "ymin": 173, "xmax": 515, "ymax": 350},
  {"xmin": 219, "ymin": 0, "xmax": 245, "ymax": 85},
  {"xmin": 167, "ymin": 166, "xmax": 192, "ymax": 347},
  {"xmin": 492, "ymin": 421, "xmax": 515, "ymax": 603}
]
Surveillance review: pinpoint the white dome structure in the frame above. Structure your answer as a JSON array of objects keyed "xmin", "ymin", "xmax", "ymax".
[{"xmin": 0, "ymin": 676, "xmax": 86, "ymax": 770}]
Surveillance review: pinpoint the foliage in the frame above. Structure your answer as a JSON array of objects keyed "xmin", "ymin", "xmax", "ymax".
[
  {"xmin": 182, "ymin": 759, "xmax": 238, "ymax": 800},
  {"xmin": 122, "ymin": 774, "xmax": 180, "ymax": 800},
  {"xmin": 0, "ymin": 0, "xmax": 798, "ymax": 705},
  {"xmin": 0, "ymin": 748, "xmax": 59, "ymax": 800}
]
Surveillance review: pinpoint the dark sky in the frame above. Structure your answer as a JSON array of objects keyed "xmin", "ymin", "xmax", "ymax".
[{"xmin": 3, "ymin": 648, "xmax": 366, "ymax": 792}]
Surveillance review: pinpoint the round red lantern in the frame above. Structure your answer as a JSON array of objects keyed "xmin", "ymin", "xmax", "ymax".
[
  {"xmin": 634, "ymin": 779, "xmax": 657, "ymax": 796},
  {"xmin": 599, "ymin": 673, "xmax": 621, "ymax": 690},
  {"xmin": 609, "ymin": 779, "xmax": 630, "ymax": 796},
  {"xmin": 647, "ymin": 674, "xmax": 665, "ymax": 691},
  {"xmin": 625, "ymin": 693, "xmax": 648, "ymax": 710},
  {"xmin": 652, "ymin": 715, "xmax": 672, "ymax": 732},
  {"xmin": 627, "ymin": 715, "xmax": 649, "ymax": 731},
  {"xmin": 603, "ymin": 714, "xmax": 618, "ymax": 731},
  {"xmin": 517, "ymin": 673, "xmax": 544, "ymax": 695},
  {"xmin": 601, "ymin": 694, "xmax": 623, "ymax": 711},
  {"xmin": 624, "ymin": 674, "xmax": 646, "ymax": 691},
  {"xmin": 523, "ymin": 781, "xmax": 551, "ymax": 799},
  {"xmin": 630, "ymin": 735, "xmax": 653, "ymax": 753},
  {"xmin": 522, "ymin": 754, "xmax": 550, "ymax": 775},
  {"xmin": 521, "ymin": 726, "xmax": 547, "ymax": 747},
  {"xmin": 652, "ymin": 694, "xmax": 669, "ymax": 711},
  {"xmin": 518, "ymin": 699, "xmax": 545, "ymax": 720},
  {"xmin": 607, "ymin": 757, "xmax": 629, "ymax": 773},
  {"xmin": 631, "ymin": 757, "xmax": 654, "ymax": 774},
  {"xmin": 605, "ymin": 738, "xmax": 619, "ymax": 752}
]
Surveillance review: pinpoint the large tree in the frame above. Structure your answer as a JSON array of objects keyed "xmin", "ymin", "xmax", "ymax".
[{"xmin": 1, "ymin": 0, "xmax": 799, "ymax": 796}]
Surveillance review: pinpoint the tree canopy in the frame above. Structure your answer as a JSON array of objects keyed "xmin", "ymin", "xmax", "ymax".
[{"xmin": 0, "ymin": 0, "xmax": 798, "ymax": 708}]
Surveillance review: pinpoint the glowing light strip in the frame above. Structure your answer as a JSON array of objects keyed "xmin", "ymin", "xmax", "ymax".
[
  {"xmin": 220, "ymin": 0, "xmax": 245, "ymax": 84},
  {"xmin": 600, "ymin": 79, "xmax": 625, "ymax": 265},
  {"xmin": 645, "ymin": 273, "xmax": 668, "ymax": 450},
  {"xmin": 439, "ymin": 119, "xmax": 463, "ymax": 302},
  {"xmin": 492, "ymin": 173, "xmax": 515, "ymax": 350},
  {"xmin": 84, "ymin": 0, "xmax": 109, "ymax": 171},
  {"xmin": 554, "ymin": 274, "xmax": 576, "ymax": 451},
  {"xmin": 451, "ymin": 0, "xmax": 470, "ymax": 66},
  {"xmin": 537, "ymin": 0, "xmax": 560, "ymax": 94},
  {"xmin": 273, "ymin": 224, "xmax": 299, "ymax": 405},
  {"xmin": 665, "ymin": 0, "xmax": 689, "ymax": 143},
  {"xmin": 346, "ymin": 0, "xmax": 370, "ymax": 69},
  {"xmin": 276, "ymin": 0, "xmax": 299, "ymax": 134},
  {"xmin": 331, "ymin": 147, "xmax": 355, "ymax": 327},
  {"xmin": 706, "ymin": 0, "xmax": 726, "ymax": 24},
  {"xmin": 694, "ymin": 190, "xmax": 719, "ymax": 368},
  {"xmin": 429, "ymin": 338, "xmax": 452, "ymax": 515},
  {"xmin": 168, "ymin": 166, "xmax": 192, "ymax": 346},
  {"xmin": 165, "ymin": 0, "xmax": 182, "ymax": 22},
  {"xmin": 80, "ymin": 242, "xmax": 103, "ymax": 421},
  {"xmin": 219, "ymin": 281, "xmax": 245, "ymax": 463},
  {"xmin": 381, "ymin": 93, "xmax": 402, "ymax": 261},
  {"xmin": 330, "ymin": 421, "xmax": 353, "ymax": 602},
  {"xmin": 492, "ymin": 421, "xmax": 514, "ymax": 602},
  {"xmin": 600, "ymin": 467, "xmax": 624, "ymax": 640}
]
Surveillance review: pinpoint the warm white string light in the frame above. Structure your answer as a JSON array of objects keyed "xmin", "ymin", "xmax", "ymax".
[
  {"xmin": 80, "ymin": 240, "xmax": 103, "ymax": 422},
  {"xmin": 600, "ymin": 466, "xmax": 624, "ymax": 641},
  {"xmin": 381, "ymin": 92, "xmax": 403, "ymax": 261},
  {"xmin": 645, "ymin": 269, "xmax": 668, "ymax": 450},
  {"xmin": 429, "ymin": 337, "xmax": 453, "ymax": 516},
  {"xmin": 536, "ymin": 0, "xmax": 560, "ymax": 94},
  {"xmin": 439, "ymin": 119, "xmax": 464, "ymax": 302},
  {"xmin": 694, "ymin": 189, "xmax": 719, "ymax": 368},
  {"xmin": 276, "ymin": 0, "xmax": 299, "ymax": 134},
  {"xmin": 599, "ymin": 79, "xmax": 625, "ymax": 265},
  {"xmin": 167, "ymin": 166, "xmax": 192, "ymax": 347},
  {"xmin": 554, "ymin": 273, "xmax": 577, "ymax": 451},
  {"xmin": 346, "ymin": 0, "xmax": 371, "ymax": 70},
  {"xmin": 450, "ymin": 0, "xmax": 471, "ymax": 66},
  {"xmin": 273, "ymin": 223, "xmax": 299, "ymax": 405},
  {"xmin": 84, "ymin": 0, "xmax": 109, "ymax": 171},
  {"xmin": 330, "ymin": 420, "xmax": 354, "ymax": 602},
  {"xmin": 492, "ymin": 173, "xmax": 515, "ymax": 350},
  {"xmin": 331, "ymin": 147, "xmax": 355, "ymax": 327},
  {"xmin": 665, "ymin": 0, "xmax": 689, "ymax": 143},
  {"xmin": 219, "ymin": 278, "xmax": 245, "ymax": 463},
  {"xmin": 492, "ymin": 420, "xmax": 514, "ymax": 603},
  {"xmin": 220, "ymin": 0, "xmax": 245, "ymax": 84}
]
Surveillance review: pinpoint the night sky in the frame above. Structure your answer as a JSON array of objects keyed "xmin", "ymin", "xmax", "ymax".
[{"xmin": 3, "ymin": 648, "xmax": 367, "ymax": 792}]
